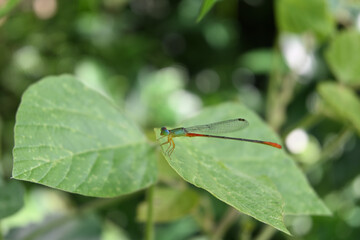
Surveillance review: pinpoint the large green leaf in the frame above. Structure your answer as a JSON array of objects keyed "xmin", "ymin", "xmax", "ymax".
[
  {"xmin": 276, "ymin": 0, "xmax": 334, "ymax": 42},
  {"xmin": 325, "ymin": 30, "xmax": 360, "ymax": 87},
  {"xmin": 156, "ymin": 102, "xmax": 330, "ymax": 234},
  {"xmin": 318, "ymin": 82, "xmax": 360, "ymax": 135},
  {"xmin": 12, "ymin": 75, "xmax": 157, "ymax": 197},
  {"xmin": 0, "ymin": 180, "xmax": 24, "ymax": 219},
  {"xmin": 137, "ymin": 187, "xmax": 199, "ymax": 223}
]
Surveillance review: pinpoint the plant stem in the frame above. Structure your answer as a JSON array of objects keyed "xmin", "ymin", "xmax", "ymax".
[
  {"xmin": 0, "ymin": 0, "xmax": 21, "ymax": 18},
  {"xmin": 145, "ymin": 185, "xmax": 154, "ymax": 240},
  {"xmin": 267, "ymin": 72, "xmax": 297, "ymax": 131},
  {"xmin": 266, "ymin": 43, "xmax": 298, "ymax": 132},
  {"xmin": 266, "ymin": 45, "xmax": 283, "ymax": 128},
  {"xmin": 211, "ymin": 207, "xmax": 239, "ymax": 240},
  {"xmin": 254, "ymin": 225, "xmax": 277, "ymax": 240}
]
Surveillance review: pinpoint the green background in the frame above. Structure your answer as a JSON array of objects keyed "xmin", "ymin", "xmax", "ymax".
[{"xmin": 1, "ymin": 0, "xmax": 360, "ymax": 239}]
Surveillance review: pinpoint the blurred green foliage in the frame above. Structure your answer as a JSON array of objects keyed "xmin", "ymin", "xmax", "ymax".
[{"xmin": 1, "ymin": 0, "xmax": 360, "ymax": 239}]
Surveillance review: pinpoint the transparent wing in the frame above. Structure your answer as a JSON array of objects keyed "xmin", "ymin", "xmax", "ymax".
[{"xmin": 184, "ymin": 118, "xmax": 249, "ymax": 134}]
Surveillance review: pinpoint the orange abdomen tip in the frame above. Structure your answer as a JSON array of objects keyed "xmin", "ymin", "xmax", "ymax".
[{"xmin": 263, "ymin": 141, "xmax": 282, "ymax": 149}]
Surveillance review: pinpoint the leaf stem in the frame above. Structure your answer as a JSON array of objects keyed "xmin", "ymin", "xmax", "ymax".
[
  {"xmin": 266, "ymin": 46, "xmax": 282, "ymax": 127},
  {"xmin": 266, "ymin": 43, "xmax": 298, "ymax": 131},
  {"xmin": 0, "ymin": 0, "xmax": 21, "ymax": 18},
  {"xmin": 211, "ymin": 207, "xmax": 239, "ymax": 240},
  {"xmin": 267, "ymin": 72, "xmax": 297, "ymax": 131},
  {"xmin": 145, "ymin": 185, "xmax": 154, "ymax": 240}
]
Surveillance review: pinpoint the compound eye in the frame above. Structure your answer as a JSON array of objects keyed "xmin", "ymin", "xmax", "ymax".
[{"xmin": 160, "ymin": 127, "xmax": 169, "ymax": 136}]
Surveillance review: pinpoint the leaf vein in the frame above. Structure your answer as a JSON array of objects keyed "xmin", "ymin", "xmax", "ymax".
[{"xmin": 16, "ymin": 123, "xmax": 98, "ymax": 140}]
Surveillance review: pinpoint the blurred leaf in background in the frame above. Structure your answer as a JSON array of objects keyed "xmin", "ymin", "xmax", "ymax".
[
  {"xmin": 318, "ymin": 82, "xmax": 360, "ymax": 135},
  {"xmin": 276, "ymin": 0, "xmax": 334, "ymax": 42},
  {"xmin": 325, "ymin": 29, "xmax": 360, "ymax": 87}
]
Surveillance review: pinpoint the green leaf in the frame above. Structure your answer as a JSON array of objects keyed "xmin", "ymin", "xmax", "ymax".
[
  {"xmin": 325, "ymin": 30, "xmax": 360, "ymax": 86},
  {"xmin": 0, "ymin": 180, "xmax": 24, "ymax": 219},
  {"xmin": 197, "ymin": 0, "xmax": 218, "ymax": 22},
  {"xmin": 317, "ymin": 82, "xmax": 360, "ymax": 136},
  {"xmin": 12, "ymin": 75, "xmax": 157, "ymax": 197},
  {"xmin": 137, "ymin": 187, "xmax": 199, "ymax": 222},
  {"xmin": 156, "ymin": 102, "xmax": 331, "ymax": 234},
  {"xmin": 276, "ymin": 0, "xmax": 334, "ymax": 42}
]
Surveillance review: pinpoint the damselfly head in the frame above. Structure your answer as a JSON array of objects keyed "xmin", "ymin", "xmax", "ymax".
[{"xmin": 160, "ymin": 127, "xmax": 170, "ymax": 136}]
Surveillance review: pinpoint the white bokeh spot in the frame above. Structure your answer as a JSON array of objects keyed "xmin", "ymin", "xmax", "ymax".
[{"xmin": 286, "ymin": 129, "xmax": 309, "ymax": 154}]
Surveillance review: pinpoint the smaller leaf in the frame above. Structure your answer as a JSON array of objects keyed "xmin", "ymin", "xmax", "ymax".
[
  {"xmin": 325, "ymin": 30, "xmax": 360, "ymax": 86},
  {"xmin": 0, "ymin": 180, "xmax": 24, "ymax": 219},
  {"xmin": 317, "ymin": 82, "xmax": 360, "ymax": 136},
  {"xmin": 155, "ymin": 102, "xmax": 330, "ymax": 235},
  {"xmin": 197, "ymin": 0, "xmax": 218, "ymax": 22},
  {"xmin": 137, "ymin": 187, "xmax": 199, "ymax": 223}
]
